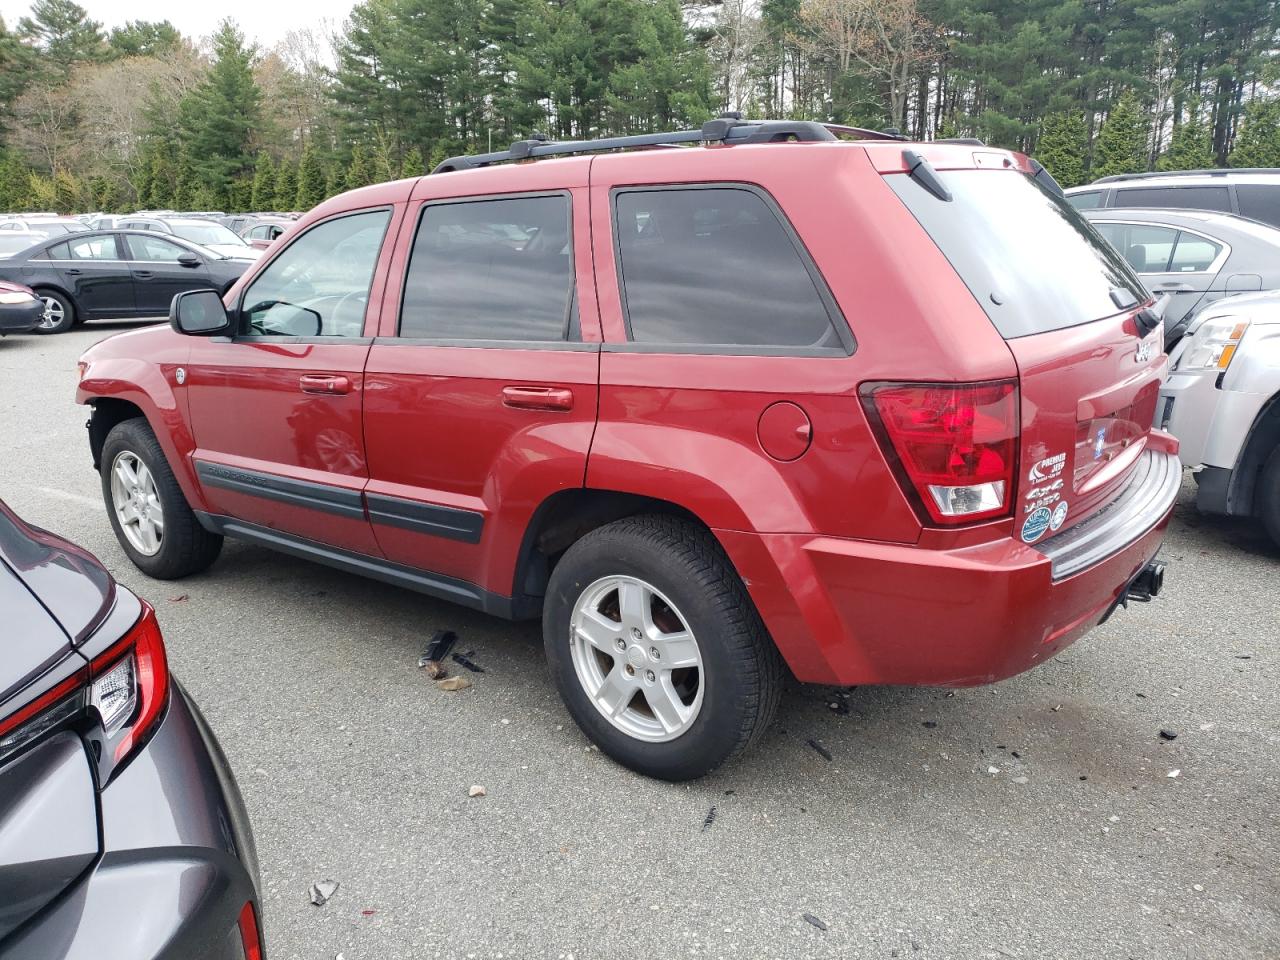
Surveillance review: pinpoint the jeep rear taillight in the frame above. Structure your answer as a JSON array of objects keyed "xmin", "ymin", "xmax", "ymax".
[{"xmin": 863, "ymin": 380, "xmax": 1019, "ymax": 525}]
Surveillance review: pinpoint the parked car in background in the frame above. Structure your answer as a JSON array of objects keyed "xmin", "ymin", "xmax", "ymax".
[
  {"xmin": 77, "ymin": 118, "xmax": 1178, "ymax": 780},
  {"xmin": 0, "ymin": 231, "xmax": 48, "ymax": 259},
  {"xmin": 115, "ymin": 217, "xmax": 260, "ymax": 260},
  {"xmin": 1159, "ymin": 290, "xmax": 1280, "ymax": 547},
  {"xmin": 0, "ymin": 498, "xmax": 262, "ymax": 960},
  {"xmin": 0, "ymin": 229, "xmax": 250, "ymax": 333},
  {"xmin": 1083, "ymin": 208, "xmax": 1280, "ymax": 349},
  {"xmin": 0, "ymin": 279, "xmax": 43, "ymax": 335},
  {"xmin": 242, "ymin": 218, "xmax": 290, "ymax": 250},
  {"xmin": 0, "ymin": 217, "xmax": 87, "ymax": 237},
  {"xmin": 1067, "ymin": 169, "xmax": 1280, "ymax": 229}
]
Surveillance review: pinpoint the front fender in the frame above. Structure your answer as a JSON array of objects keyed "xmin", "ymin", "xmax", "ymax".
[{"xmin": 77, "ymin": 344, "xmax": 205, "ymax": 513}]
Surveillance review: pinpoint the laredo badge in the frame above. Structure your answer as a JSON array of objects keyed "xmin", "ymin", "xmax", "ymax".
[{"xmin": 1021, "ymin": 506, "xmax": 1052, "ymax": 543}]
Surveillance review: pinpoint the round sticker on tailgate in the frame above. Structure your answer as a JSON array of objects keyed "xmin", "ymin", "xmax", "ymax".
[
  {"xmin": 1022, "ymin": 506, "xmax": 1052, "ymax": 543},
  {"xmin": 1050, "ymin": 501, "xmax": 1068, "ymax": 531}
]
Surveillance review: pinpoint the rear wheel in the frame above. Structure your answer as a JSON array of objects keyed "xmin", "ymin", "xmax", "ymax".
[
  {"xmin": 100, "ymin": 418, "xmax": 222, "ymax": 578},
  {"xmin": 1258, "ymin": 445, "xmax": 1280, "ymax": 549},
  {"xmin": 33, "ymin": 289, "xmax": 74, "ymax": 334},
  {"xmin": 543, "ymin": 515, "xmax": 783, "ymax": 780}
]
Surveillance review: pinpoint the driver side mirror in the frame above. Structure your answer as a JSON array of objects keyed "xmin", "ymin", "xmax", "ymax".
[
  {"xmin": 170, "ymin": 289, "xmax": 232, "ymax": 336},
  {"xmin": 177, "ymin": 252, "xmax": 201, "ymax": 268}
]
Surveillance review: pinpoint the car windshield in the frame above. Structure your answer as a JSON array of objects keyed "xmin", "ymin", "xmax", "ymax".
[{"xmin": 168, "ymin": 222, "xmax": 246, "ymax": 246}]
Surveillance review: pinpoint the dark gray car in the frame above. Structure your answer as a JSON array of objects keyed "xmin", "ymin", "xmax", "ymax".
[
  {"xmin": 1082, "ymin": 207, "xmax": 1280, "ymax": 348},
  {"xmin": 0, "ymin": 499, "xmax": 261, "ymax": 960}
]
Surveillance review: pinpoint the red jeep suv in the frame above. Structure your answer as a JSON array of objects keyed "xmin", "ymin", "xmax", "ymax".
[{"xmin": 76, "ymin": 118, "xmax": 1179, "ymax": 780}]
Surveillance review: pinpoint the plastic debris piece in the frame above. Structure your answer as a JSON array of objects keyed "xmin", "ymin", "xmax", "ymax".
[
  {"xmin": 802, "ymin": 913, "xmax": 828, "ymax": 931},
  {"xmin": 987, "ymin": 766, "xmax": 1000, "ymax": 774},
  {"xmin": 1167, "ymin": 769, "xmax": 1181, "ymax": 778},
  {"xmin": 922, "ymin": 721, "xmax": 938, "ymax": 729},
  {"xmin": 469, "ymin": 784, "xmax": 486, "ymax": 797},
  {"xmin": 168, "ymin": 594, "xmax": 189, "ymax": 602},
  {"xmin": 1051, "ymin": 704, "xmax": 1062, "ymax": 712},
  {"xmin": 1011, "ymin": 751, "xmax": 1021, "ymax": 759},
  {"xmin": 309, "ymin": 880, "xmax": 339, "ymax": 906},
  {"xmin": 418, "ymin": 630, "xmax": 458, "ymax": 668},
  {"xmin": 1159, "ymin": 729, "xmax": 1177, "ymax": 740},
  {"xmin": 806, "ymin": 739, "xmax": 833, "ymax": 762},
  {"xmin": 436, "ymin": 676, "xmax": 472, "ymax": 692},
  {"xmin": 452, "ymin": 651, "xmax": 486, "ymax": 673},
  {"xmin": 361, "ymin": 909, "xmax": 376, "ymax": 916},
  {"xmin": 701, "ymin": 806, "xmax": 717, "ymax": 831}
]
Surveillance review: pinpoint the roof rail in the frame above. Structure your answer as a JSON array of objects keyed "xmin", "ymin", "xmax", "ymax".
[
  {"xmin": 431, "ymin": 116, "xmax": 904, "ymax": 174},
  {"xmin": 1091, "ymin": 167, "xmax": 1261, "ymax": 184}
]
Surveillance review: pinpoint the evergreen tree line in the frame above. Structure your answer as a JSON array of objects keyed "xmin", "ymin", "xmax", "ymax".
[{"xmin": 0, "ymin": 0, "xmax": 1278, "ymax": 214}]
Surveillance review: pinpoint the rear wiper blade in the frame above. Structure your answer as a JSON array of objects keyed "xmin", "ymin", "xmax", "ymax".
[{"xmin": 902, "ymin": 149, "xmax": 952, "ymax": 202}]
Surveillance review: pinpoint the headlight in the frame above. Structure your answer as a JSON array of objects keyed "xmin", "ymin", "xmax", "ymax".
[
  {"xmin": 0, "ymin": 291, "xmax": 34, "ymax": 305},
  {"xmin": 1181, "ymin": 317, "xmax": 1249, "ymax": 371}
]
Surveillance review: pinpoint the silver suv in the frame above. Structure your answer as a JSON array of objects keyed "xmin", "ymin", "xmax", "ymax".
[
  {"xmin": 1067, "ymin": 169, "xmax": 1280, "ymax": 229},
  {"xmin": 1158, "ymin": 290, "xmax": 1280, "ymax": 546}
]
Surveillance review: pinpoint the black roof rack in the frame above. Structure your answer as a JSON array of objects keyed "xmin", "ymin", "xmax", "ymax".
[
  {"xmin": 431, "ymin": 115, "xmax": 905, "ymax": 174},
  {"xmin": 1092, "ymin": 167, "xmax": 1277, "ymax": 184}
]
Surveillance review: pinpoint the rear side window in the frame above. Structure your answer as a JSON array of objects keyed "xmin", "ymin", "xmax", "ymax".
[
  {"xmin": 399, "ymin": 195, "xmax": 574, "ymax": 342},
  {"xmin": 613, "ymin": 187, "xmax": 845, "ymax": 352},
  {"xmin": 1235, "ymin": 184, "xmax": 1280, "ymax": 228},
  {"xmin": 1113, "ymin": 185, "xmax": 1231, "ymax": 212},
  {"xmin": 888, "ymin": 169, "xmax": 1147, "ymax": 338},
  {"xmin": 1090, "ymin": 222, "xmax": 1178, "ymax": 271},
  {"xmin": 1169, "ymin": 233, "xmax": 1222, "ymax": 272},
  {"xmin": 1067, "ymin": 191, "xmax": 1104, "ymax": 209}
]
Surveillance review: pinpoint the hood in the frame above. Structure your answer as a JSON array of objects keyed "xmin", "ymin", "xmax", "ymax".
[
  {"xmin": 1185, "ymin": 289, "xmax": 1280, "ymax": 337},
  {"xmin": 0, "ymin": 500, "xmax": 115, "ymax": 649}
]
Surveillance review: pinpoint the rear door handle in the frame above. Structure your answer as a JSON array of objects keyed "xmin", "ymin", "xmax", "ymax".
[
  {"xmin": 1154, "ymin": 282, "xmax": 1195, "ymax": 292},
  {"xmin": 64, "ymin": 268, "xmax": 82, "ymax": 275},
  {"xmin": 134, "ymin": 270, "xmax": 153, "ymax": 279},
  {"xmin": 501, "ymin": 385, "xmax": 574, "ymax": 411},
  {"xmin": 299, "ymin": 374, "xmax": 352, "ymax": 396}
]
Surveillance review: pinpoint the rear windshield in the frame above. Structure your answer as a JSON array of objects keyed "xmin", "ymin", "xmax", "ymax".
[{"xmin": 887, "ymin": 169, "xmax": 1147, "ymax": 338}]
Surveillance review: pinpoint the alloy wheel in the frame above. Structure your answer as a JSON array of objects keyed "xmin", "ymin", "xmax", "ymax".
[
  {"xmin": 109, "ymin": 451, "xmax": 164, "ymax": 556},
  {"xmin": 569, "ymin": 575, "xmax": 704, "ymax": 742},
  {"xmin": 37, "ymin": 296, "xmax": 64, "ymax": 331}
]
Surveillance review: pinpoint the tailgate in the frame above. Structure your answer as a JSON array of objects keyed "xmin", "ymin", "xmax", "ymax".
[{"xmin": 1007, "ymin": 313, "xmax": 1167, "ymax": 539}]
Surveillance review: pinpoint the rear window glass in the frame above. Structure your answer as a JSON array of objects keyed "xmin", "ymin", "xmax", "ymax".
[
  {"xmin": 1113, "ymin": 185, "xmax": 1231, "ymax": 212},
  {"xmin": 1235, "ymin": 184, "xmax": 1280, "ymax": 228},
  {"xmin": 613, "ymin": 187, "xmax": 845, "ymax": 352},
  {"xmin": 887, "ymin": 169, "xmax": 1147, "ymax": 338}
]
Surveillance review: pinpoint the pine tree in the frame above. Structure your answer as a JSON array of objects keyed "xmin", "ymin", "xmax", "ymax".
[
  {"xmin": 1158, "ymin": 108, "xmax": 1216, "ymax": 171},
  {"xmin": 249, "ymin": 153, "xmax": 275, "ymax": 210},
  {"xmin": 0, "ymin": 151, "xmax": 30, "ymax": 209},
  {"xmin": 18, "ymin": 0, "xmax": 107, "ymax": 76},
  {"xmin": 294, "ymin": 143, "xmax": 326, "ymax": 210},
  {"xmin": 173, "ymin": 147, "xmax": 197, "ymax": 209},
  {"xmin": 1034, "ymin": 113, "xmax": 1088, "ymax": 188},
  {"xmin": 345, "ymin": 143, "xmax": 372, "ymax": 190},
  {"xmin": 1229, "ymin": 98, "xmax": 1280, "ymax": 168},
  {"xmin": 324, "ymin": 162, "xmax": 342, "ymax": 199},
  {"xmin": 1091, "ymin": 92, "xmax": 1148, "ymax": 180},
  {"xmin": 400, "ymin": 145, "xmax": 425, "ymax": 178},
  {"xmin": 371, "ymin": 137, "xmax": 397, "ymax": 183},
  {"xmin": 144, "ymin": 144, "xmax": 177, "ymax": 209},
  {"xmin": 273, "ymin": 158, "xmax": 297, "ymax": 211}
]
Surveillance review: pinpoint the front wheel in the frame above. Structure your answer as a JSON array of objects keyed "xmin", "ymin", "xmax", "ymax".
[
  {"xmin": 543, "ymin": 515, "xmax": 783, "ymax": 780},
  {"xmin": 33, "ymin": 289, "xmax": 74, "ymax": 334}
]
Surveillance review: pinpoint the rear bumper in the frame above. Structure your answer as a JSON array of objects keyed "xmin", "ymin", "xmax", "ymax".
[
  {"xmin": 0, "ymin": 683, "xmax": 260, "ymax": 960},
  {"xmin": 720, "ymin": 447, "xmax": 1181, "ymax": 687}
]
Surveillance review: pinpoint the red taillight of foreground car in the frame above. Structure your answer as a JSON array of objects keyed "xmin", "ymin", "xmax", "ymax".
[
  {"xmin": 863, "ymin": 380, "xmax": 1019, "ymax": 525},
  {"xmin": 238, "ymin": 901, "xmax": 264, "ymax": 960},
  {"xmin": 89, "ymin": 600, "xmax": 169, "ymax": 766}
]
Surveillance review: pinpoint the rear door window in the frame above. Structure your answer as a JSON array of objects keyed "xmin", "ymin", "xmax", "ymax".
[
  {"xmin": 612, "ymin": 187, "xmax": 845, "ymax": 352},
  {"xmin": 399, "ymin": 195, "xmax": 575, "ymax": 342},
  {"xmin": 65, "ymin": 235, "xmax": 121, "ymax": 260},
  {"xmin": 1113, "ymin": 185, "xmax": 1231, "ymax": 212},
  {"xmin": 1067, "ymin": 191, "xmax": 1105, "ymax": 209},
  {"xmin": 1090, "ymin": 222, "xmax": 1178, "ymax": 272},
  {"xmin": 1234, "ymin": 184, "xmax": 1280, "ymax": 228},
  {"xmin": 1168, "ymin": 232, "xmax": 1222, "ymax": 272},
  {"xmin": 887, "ymin": 169, "xmax": 1146, "ymax": 338}
]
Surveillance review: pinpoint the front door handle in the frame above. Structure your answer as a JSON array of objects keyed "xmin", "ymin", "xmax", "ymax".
[
  {"xmin": 502, "ymin": 385, "xmax": 574, "ymax": 411},
  {"xmin": 299, "ymin": 374, "xmax": 352, "ymax": 396},
  {"xmin": 64, "ymin": 268, "xmax": 82, "ymax": 275},
  {"xmin": 133, "ymin": 270, "xmax": 153, "ymax": 279}
]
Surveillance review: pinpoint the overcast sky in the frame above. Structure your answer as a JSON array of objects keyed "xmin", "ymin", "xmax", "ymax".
[{"xmin": 0, "ymin": 0, "xmax": 358, "ymax": 48}]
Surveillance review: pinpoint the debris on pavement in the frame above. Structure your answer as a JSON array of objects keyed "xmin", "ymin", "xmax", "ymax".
[
  {"xmin": 802, "ymin": 913, "xmax": 828, "ymax": 931},
  {"xmin": 309, "ymin": 880, "xmax": 339, "ymax": 906},
  {"xmin": 436, "ymin": 676, "xmax": 472, "ymax": 692},
  {"xmin": 806, "ymin": 738, "xmax": 833, "ymax": 761},
  {"xmin": 1168, "ymin": 769, "xmax": 1181, "ymax": 778},
  {"xmin": 469, "ymin": 784, "xmax": 486, "ymax": 797},
  {"xmin": 987, "ymin": 765, "xmax": 1000, "ymax": 774},
  {"xmin": 168, "ymin": 594, "xmax": 188, "ymax": 602},
  {"xmin": 1159, "ymin": 729, "xmax": 1178, "ymax": 740},
  {"xmin": 701, "ymin": 806, "xmax": 717, "ymax": 831},
  {"xmin": 422, "ymin": 660, "xmax": 448, "ymax": 680},
  {"xmin": 828, "ymin": 699, "xmax": 849, "ymax": 714},
  {"xmin": 418, "ymin": 630, "xmax": 458, "ymax": 670},
  {"xmin": 922, "ymin": 721, "xmax": 937, "ymax": 728},
  {"xmin": 452, "ymin": 651, "xmax": 486, "ymax": 673}
]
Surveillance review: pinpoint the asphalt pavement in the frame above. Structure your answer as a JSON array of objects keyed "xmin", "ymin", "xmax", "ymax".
[{"xmin": 2, "ymin": 321, "xmax": 1277, "ymax": 960}]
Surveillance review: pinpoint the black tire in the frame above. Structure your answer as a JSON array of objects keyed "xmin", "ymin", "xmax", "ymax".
[
  {"xmin": 543, "ymin": 514, "xmax": 784, "ymax": 780},
  {"xmin": 100, "ymin": 418, "xmax": 223, "ymax": 579},
  {"xmin": 1258, "ymin": 445, "xmax": 1280, "ymax": 549},
  {"xmin": 32, "ymin": 289, "xmax": 74, "ymax": 334}
]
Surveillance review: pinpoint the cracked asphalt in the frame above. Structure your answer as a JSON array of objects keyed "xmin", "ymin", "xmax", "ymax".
[{"xmin": 2, "ymin": 321, "xmax": 1277, "ymax": 960}]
